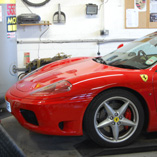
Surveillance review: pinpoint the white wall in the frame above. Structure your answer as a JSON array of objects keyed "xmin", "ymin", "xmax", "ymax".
[{"xmin": 16, "ymin": 0, "xmax": 157, "ymax": 68}]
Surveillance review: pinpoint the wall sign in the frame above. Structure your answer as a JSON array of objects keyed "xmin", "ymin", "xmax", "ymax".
[
  {"xmin": 0, "ymin": 0, "xmax": 16, "ymax": 4},
  {"xmin": 7, "ymin": 4, "xmax": 16, "ymax": 15},
  {"xmin": 6, "ymin": 3, "xmax": 16, "ymax": 38},
  {"xmin": 7, "ymin": 16, "xmax": 16, "ymax": 32}
]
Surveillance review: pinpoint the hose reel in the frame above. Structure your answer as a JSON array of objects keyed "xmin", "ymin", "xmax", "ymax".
[{"xmin": 22, "ymin": 0, "xmax": 50, "ymax": 7}]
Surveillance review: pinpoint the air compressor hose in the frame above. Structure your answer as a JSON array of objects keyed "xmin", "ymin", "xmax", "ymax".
[{"xmin": 22, "ymin": 0, "xmax": 50, "ymax": 7}]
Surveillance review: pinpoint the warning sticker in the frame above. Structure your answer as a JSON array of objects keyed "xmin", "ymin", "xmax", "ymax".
[
  {"xmin": 0, "ymin": 6, "xmax": 2, "ymax": 22},
  {"xmin": 7, "ymin": 16, "xmax": 17, "ymax": 32},
  {"xmin": 7, "ymin": 32, "xmax": 15, "ymax": 38},
  {"xmin": 145, "ymin": 56, "xmax": 157, "ymax": 65}
]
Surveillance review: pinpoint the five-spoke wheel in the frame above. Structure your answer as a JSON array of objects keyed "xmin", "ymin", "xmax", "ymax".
[{"xmin": 84, "ymin": 89, "xmax": 144, "ymax": 147}]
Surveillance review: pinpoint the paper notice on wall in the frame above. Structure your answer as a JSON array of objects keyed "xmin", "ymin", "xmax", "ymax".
[
  {"xmin": 150, "ymin": 0, "xmax": 157, "ymax": 13},
  {"xmin": 150, "ymin": 0, "xmax": 157, "ymax": 22},
  {"xmin": 126, "ymin": 9, "xmax": 139, "ymax": 27},
  {"xmin": 0, "ymin": 6, "xmax": 2, "ymax": 22}
]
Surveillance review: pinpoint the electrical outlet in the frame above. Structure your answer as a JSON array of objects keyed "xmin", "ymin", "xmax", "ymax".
[{"xmin": 100, "ymin": 29, "xmax": 109, "ymax": 36}]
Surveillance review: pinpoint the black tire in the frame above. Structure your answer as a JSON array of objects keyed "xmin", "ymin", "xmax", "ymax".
[{"xmin": 83, "ymin": 89, "xmax": 144, "ymax": 147}]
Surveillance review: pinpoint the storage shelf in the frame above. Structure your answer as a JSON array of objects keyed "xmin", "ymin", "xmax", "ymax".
[
  {"xmin": 19, "ymin": 21, "xmax": 51, "ymax": 26},
  {"xmin": 19, "ymin": 21, "xmax": 51, "ymax": 31}
]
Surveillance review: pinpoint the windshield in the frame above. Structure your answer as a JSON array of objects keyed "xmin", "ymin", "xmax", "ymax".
[{"xmin": 95, "ymin": 32, "xmax": 157, "ymax": 69}]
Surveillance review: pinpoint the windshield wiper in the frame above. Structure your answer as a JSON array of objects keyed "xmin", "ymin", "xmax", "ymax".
[
  {"xmin": 93, "ymin": 57, "xmax": 107, "ymax": 64},
  {"xmin": 114, "ymin": 64, "xmax": 140, "ymax": 69}
]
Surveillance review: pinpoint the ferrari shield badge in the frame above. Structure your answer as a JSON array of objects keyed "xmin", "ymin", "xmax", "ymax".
[{"xmin": 140, "ymin": 74, "xmax": 148, "ymax": 82}]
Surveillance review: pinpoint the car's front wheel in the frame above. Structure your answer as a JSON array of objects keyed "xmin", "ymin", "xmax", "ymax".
[{"xmin": 84, "ymin": 89, "xmax": 144, "ymax": 147}]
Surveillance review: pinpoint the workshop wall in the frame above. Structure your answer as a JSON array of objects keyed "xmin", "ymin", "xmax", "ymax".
[{"xmin": 16, "ymin": 0, "xmax": 156, "ymax": 68}]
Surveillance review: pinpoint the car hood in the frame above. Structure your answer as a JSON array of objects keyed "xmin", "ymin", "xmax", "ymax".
[{"xmin": 16, "ymin": 57, "xmax": 122, "ymax": 92}]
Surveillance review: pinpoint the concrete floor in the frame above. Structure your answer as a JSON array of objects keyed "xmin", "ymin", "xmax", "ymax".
[
  {"xmin": 1, "ymin": 116, "xmax": 83, "ymax": 157},
  {"xmin": 1, "ymin": 109, "xmax": 157, "ymax": 157}
]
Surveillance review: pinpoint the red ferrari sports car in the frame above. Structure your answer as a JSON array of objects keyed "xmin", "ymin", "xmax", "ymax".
[{"xmin": 5, "ymin": 32, "xmax": 157, "ymax": 147}]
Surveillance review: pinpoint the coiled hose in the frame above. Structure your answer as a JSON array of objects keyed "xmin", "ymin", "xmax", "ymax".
[{"xmin": 22, "ymin": 0, "xmax": 50, "ymax": 7}]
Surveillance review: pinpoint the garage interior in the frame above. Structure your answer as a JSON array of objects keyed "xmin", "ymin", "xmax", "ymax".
[{"xmin": 1, "ymin": 0, "xmax": 157, "ymax": 157}]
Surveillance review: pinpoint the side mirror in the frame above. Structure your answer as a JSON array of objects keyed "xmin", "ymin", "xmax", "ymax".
[{"xmin": 117, "ymin": 44, "xmax": 124, "ymax": 49}]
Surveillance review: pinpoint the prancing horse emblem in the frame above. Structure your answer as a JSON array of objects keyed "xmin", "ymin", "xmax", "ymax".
[
  {"xmin": 140, "ymin": 74, "xmax": 148, "ymax": 82},
  {"xmin": 114, "ymin": 117, "xmax": 119, "ymax": 123}
]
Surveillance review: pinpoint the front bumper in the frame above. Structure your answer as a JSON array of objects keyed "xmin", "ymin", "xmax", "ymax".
[{"xmin": 5, "ymin": 90, "xmax": 92, "ymax": 136}]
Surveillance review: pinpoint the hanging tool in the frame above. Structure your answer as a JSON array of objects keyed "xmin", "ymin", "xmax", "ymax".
[{"xmin": 53, "ymin": 4, "xmax": 66, "ymax": 24}]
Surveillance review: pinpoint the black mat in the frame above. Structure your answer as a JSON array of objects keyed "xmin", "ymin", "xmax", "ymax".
[
  {"xmin": 75, "ymin": 132, "xmax": 157, "ymax": 156},
  {"xmin": 2, "ymin": 116, "xmax": 157, "ymax": 157}
]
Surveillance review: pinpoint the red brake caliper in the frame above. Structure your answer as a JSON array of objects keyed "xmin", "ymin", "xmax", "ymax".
[{"xmin": 124, "ymin": 108, "xmax": 132, "ymax": 130}]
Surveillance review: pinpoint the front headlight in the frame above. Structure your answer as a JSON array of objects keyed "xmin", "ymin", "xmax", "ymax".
[{"xmin": 30, "ymin": 80, "xmax": 72, "ymax": 96}]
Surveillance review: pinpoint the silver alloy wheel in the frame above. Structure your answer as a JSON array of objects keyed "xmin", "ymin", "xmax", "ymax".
[{"xmin": 94, "ymin": 96, "xmax": 139, "ymax": 143}]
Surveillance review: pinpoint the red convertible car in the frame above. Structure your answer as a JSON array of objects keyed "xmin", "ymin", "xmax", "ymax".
[{"xmin": 5, "ymin": 32, "xmax": 157, "ymax": 147}]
